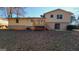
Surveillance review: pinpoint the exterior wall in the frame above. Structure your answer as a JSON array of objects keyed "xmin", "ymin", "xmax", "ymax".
[
  {"xmin": 8, "ymin": 18, "xmax": 33, "ymax": 29},
  {"xmin": 8, "ymin": 9, "xmax": 73, "ymax": 30},
  {"xmin": 8, "ymin": 18, "xmax": 33, "ymax": 26},
  {"xmin": 60, "ymin": 22, "xmax": 69, "ymax": 30},
  {"xmin": 32, "ymin": 18, "xmax": 46, "ymax": 26},
  {"xmin": 8, "ymin": 18, "xmax": 47, "ymax": 29},
  {"xmin": 8, "ymin": 25, "xmax": 28, "ymax": 29},
  {"xmin": 44, "ymin": 9, "xmax": 73, "ymax": 30},
  {"xmin": 46, "ymin": 22, "xmax": 69, "ymax": 30},
  {"xmin": 45, "ymin": 10, "xmax": 72, "ymax": 23}
]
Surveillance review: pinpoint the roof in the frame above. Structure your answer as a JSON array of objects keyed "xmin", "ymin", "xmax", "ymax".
[
  {"xmin": 8, "ymin": 17, "xmax": 47, "ymax": 20},
  {"xmin": 44, "ymin": 9, "xmax": 73, "ymax": 15}
]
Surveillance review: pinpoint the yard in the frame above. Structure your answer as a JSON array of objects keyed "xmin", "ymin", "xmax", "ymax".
[{"xmin": 0, "ymin": 30, "xmax": 79, "ymax": 51}]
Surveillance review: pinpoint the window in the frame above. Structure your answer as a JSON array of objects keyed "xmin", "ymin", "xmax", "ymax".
[
  {"xmin": 57, "ymin": 14, "xmax": 63, "ymax": 19},
  {"xmin": 50, "ymin": 15, "xmax": 53, "ymax": 18},
  {"xmin": 54, "ymin": 23, "xmax": 60, "ymax": 29},
  {"xmin": 31, "ymin": 19, "xmax": 33, "ymax": 22},
  {"xmin": 16, "ymin": 18, "xmax": 19, "ymax": 23}
]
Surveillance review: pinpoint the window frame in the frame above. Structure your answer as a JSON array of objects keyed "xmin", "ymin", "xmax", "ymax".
[
  {"xmin": 16, "ymin": 18, "xmax": 19, "ymax": 23},
  {"xmin": 54, "ymin": 23, "xmax": 60, "ymax": 29},
  {"xmin": 57, "ymin": 14, "xmax": 63, "ymax": 19}
]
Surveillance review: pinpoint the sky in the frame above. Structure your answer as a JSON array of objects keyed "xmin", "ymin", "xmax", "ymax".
[
  {"xmin": 25, "ymin": 7, "xmax": 79, "ymax": 18},
  {"xmin": 0, "ymin": 7, "xmax": 79, "ymax": 25},
  {"xmin": 25, "ymin": 7, "xmax": 79, "ymax": 25},
  {"xmin": 0, "ymin": 7, "xmax": 79, "ymax": 18}
]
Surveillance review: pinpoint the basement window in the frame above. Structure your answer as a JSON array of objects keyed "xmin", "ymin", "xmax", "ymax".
[{"xmin": 16, "ymin": 18, "xmax": 19, "ymax": 23}]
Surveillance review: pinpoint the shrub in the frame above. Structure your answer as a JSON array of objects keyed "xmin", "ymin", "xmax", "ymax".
[{"xmin": 66, "ymin": 25, "xmax": 77, "ymax": 31}]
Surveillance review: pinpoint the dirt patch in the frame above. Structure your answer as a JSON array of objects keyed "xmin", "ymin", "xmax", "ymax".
[{"xmin": 0, "ymin": 30, "xmax": 79, "ymax": 51}]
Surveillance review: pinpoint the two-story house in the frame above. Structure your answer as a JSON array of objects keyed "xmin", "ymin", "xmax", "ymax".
[
  {"xmin": 43, "ymin": 9, "xmax": 73, "ymax": 30},
  {"xmin": 8, "ymin": 9, "xmax": 73, "ymax": 30}
]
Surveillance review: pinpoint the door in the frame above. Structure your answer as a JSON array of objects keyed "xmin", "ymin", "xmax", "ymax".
[{"xmin": 54, "ymin": 23, "xmax": 60, "ymax": 29}]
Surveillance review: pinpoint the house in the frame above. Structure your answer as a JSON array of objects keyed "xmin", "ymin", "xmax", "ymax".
[
  {"xmin": 8, "ymin": 18, "xmax": 47, "ymax": 30},
  {"xmin": 0, "ymin": 18, "xmax": 8, "ymax": 29},
  {"xmin": 8, "ymin": 9, "xmax": 73, "ymax": 30},
  {"xmin": 43, "ymin": 9, "xmax": 73, "ymax": 30}
]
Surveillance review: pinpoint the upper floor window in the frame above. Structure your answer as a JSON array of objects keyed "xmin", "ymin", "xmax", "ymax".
[
  {"xmin": 16, "ymin": 18, "xmax": 19, "ymax": 23},
  {"xmin": 50, "ymin": 15, "xmax": 53, "ymax": 18},
  {"xmin": 57, "ymin": 14, "xmax": 63, "ymax": 19}
]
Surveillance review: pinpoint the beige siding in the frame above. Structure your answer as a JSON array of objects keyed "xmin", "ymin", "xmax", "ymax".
[
  {"xmin": 44, "ymin": 9, "xmax": 73, "ymax": 30},
  {"xmin": 8, "ymin": 18, "xmax": 33, "ymax": 29},
  {"xmin": 32, "ymin": 18, "xmax": 46, "ymax": 26},
  {"xmin": 60, "ymin": 22, "xmax": 69, "ymax": 30},
  {"xmin": 9, "ymin": 18, "xmax": 33, "ymax": 26},
  {"xmin": 45, "ymin": 10, "xmax": 72, "ymax": 23},
  {"xmin": 47, "ymin": 22, "xmax": 69, "ymax": 30},
  {"xmin": 8, "ymin": 18, "xmax": 46, "ymax": 29},
  {"xmin": 8, "ymin": 9, "xmax": 73, "ymax": 30}
]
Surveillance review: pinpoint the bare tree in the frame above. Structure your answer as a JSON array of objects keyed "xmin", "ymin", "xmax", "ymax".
[
  {"xmin": 0, "ymin": 7, "xmax": 26, "ymax": 18},
  {"xmin": 12, "ymin": 7, "xmax": 25, "ymax": 18}
]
